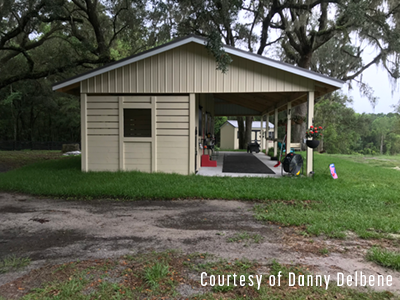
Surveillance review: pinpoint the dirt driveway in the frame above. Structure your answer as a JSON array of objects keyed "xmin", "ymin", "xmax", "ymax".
[{"xmin": 1, "ymin": 192, "xmax": 399, "ymax": 295}]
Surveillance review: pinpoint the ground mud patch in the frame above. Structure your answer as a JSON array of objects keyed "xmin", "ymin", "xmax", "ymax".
[
  {"xmin": 0, "ymin": 205, "xmax": 34, "ymax": 214},
  {"xmin": 158, "ymin": 208, "xmax": 265, "ymax": 232},
  {"xmin": 0, "ymin": 229, "xmax": 87, "ymax": 260}
]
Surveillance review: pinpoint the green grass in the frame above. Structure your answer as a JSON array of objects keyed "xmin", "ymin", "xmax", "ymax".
[
  {"xmin": 143, "ymin": 262, "xmax": 170, "ymax": 288},
  {"xmin": 0, "ymin": 153, "xmax": 400, "ymax": 238},
  {"xmin": 0, "ymin": 255, "xmax": 31, "ymax": 274},
  {"xmin": 0, "ymin": 150, "xmax": 62, "ymax": 166},
  {"xmin": 227, "ymin": 231, "xmax": 264, "ymax": 245},
  {"xmin": 13, "ymin": 251, "xmax": 393, "ymax": 300},
  {"xmin": 319, "ymin": 248, "xmax": 330, "ymax": 255},
  {"xmin": 367, "ymin": 247, "xmax": 400, "ymax": 271}
]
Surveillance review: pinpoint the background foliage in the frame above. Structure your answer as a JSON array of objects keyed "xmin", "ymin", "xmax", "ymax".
[{"xmin": 0, "ymin": 0, "xmax": 399, "ymax": 154}]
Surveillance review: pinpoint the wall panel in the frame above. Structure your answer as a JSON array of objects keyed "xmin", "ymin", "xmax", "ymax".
[
  {"xmin": 86, "ymin": 96, "xmax": 119, "ymax": 171},
  {"xmin": 156, "ymin": 96, "xmax": 190, "ymax": 174},
  {"xmin": 124, "ymin": 142, "xmax": 151, "ymax": 172}
]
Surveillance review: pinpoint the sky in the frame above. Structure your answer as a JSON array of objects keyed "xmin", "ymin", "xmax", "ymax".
[{"xmin": 344, "ymin": 64, "xmax": 400, "ymax": 114}]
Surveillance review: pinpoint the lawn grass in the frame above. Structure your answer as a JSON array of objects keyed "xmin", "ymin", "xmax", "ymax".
[
  {"xmin": 0, "ymin": 150, "xmax": 62, "ymax": 172},
  {"xmin": 227, "ymin": 231, "xmax": 264, "ymax": 245},
  {"xmin": 367, "ymin": 247, "xmax": 400, "ymax": 271},
  {"xmin": 143, "ymin": 262, "xmax": 170, "ymax": 289},
  {"xmin": 0, "ymin": 153, "xmax": 400, "ymax": 238},
  {"xmin": 0, "ymin": 255, "xmax": 31, "ymax": 274},
  {"xmin": 12, "ymin": 251, "xmax": 392, "ymax": 300}
]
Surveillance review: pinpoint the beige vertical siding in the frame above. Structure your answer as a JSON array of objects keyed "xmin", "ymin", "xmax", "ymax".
[
  {"xmin": 87, "ymin": 96, "xmax": 119, "ymax": 171},
  {"xmin": 156, "ymin": 96, "xmax": 190, "ymax": 175},
  {"xmin": 81, "ymin": 43, "xmax": 313, "ymax": 94}
]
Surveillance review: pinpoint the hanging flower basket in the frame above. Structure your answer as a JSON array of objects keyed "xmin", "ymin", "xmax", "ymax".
[{"xmin": 306, "ymin": 140, "xmax": 320, "ymax": 149}]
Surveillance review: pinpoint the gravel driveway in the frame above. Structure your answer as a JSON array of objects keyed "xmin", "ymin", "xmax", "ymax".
[{"xmin": 1, "ymin": 192, "xmax": 399, "ymax": 294}]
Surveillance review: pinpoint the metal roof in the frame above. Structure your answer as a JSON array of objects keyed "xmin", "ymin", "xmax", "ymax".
[{"xmin": 53, "ymin": 35, "xmax": 344, "ymax": 91}]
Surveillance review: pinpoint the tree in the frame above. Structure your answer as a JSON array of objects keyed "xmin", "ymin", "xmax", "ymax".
[
  {"xmin": 180, "ymin": 0, "xmax": 400, "ymax": 148},
  {"xmin": 253, "ymin": 0, "xmax": 400, "ymax": 146},
  {"xmin": 314, "ymin": 92, "xmax": 360, "ymax": 153},
  {"xmin": 372, "ymin": 116, "xmax": 393, "ymax": 155},
  {"xmin": 213, "ymin": 116, "xmax": 228, "ymax": 146},
  {"xmin": 0, "ymin": 0, "xmax": 149, "ymax": 90}
]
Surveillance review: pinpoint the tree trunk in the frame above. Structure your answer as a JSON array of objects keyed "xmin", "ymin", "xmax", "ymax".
[
  {"xmin": 293, "ymin": 104, "xmax": 308, "ymax": 150},
  {"xmin": 319, "ymin": 135, "xmax": 324, "ymax": 152},
  {"xmin": 292, "ymin": 53, "xmax": 313, "ymax": 149},
  {"xmin": 237, "ymin": 117, "xmax": 246, "ymax": 149},
  {"xmin": 380, "ymin": 134, "xmax": 384, "ymax": 155},
  {"xmin": 245, "ymin": 116, "xmax": 253, "ymax": 148},
  {"xmin": 237, "ymin": 116, "xmax": 254, "ymax": 149}
]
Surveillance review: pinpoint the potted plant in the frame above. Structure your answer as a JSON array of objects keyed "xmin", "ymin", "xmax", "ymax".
[{"xmin": 305, "ymin": 125, "xmax": 323, "ymax": 148}]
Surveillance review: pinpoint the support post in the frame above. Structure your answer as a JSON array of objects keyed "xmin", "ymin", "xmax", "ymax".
[
  {"xmin": 151, "ymin": 96, "xmax": 157, "ymax": 172},
  {"xmin": 119, "ymin": 97, "xmax": 124, "ymax": 171},
  {"xmin": 260, "ymin": 114, "xmax": 264, "ymax": 152},
  {"xmin": 266, "ymin": 113, "xmax": 269, "ymax": 151},
  {"xmin": 286, "ymin": 102, "xmax": 292, "ymax": 155},
  {"xmin": 81, "ymin": 93, "xmax": 88, "ymax": 172},
  {"xmin": 306, "ymin": 91, "xmax": 315, "ymax": 176},
  {"xmin": 274, "ymin": 108, "xmax": 278, "ymax": 156},
  {"xmin": 189, "ymin": 94, "xmax": 195, "ymax": 174}
]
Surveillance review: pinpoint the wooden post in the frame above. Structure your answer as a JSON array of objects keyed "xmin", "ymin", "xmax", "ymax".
[
  {"xmin": 266, "ymin": 113, "xmax": 269, "ymax": 151},
  {"xmin": 189, "ymin": 94, "xmax": 195, "ymax": 174},
  {"xmin": 81, "ymin": 93, "xmax": 88, "ymax": 172},
  {"xmin": 306, "ymin": 91, "xmax": 315, "ymax": 176},
  {"xmin": 286, "ymin": 102, "xmax": 292, "ymax": 155},
  {"xmin": 274, "ymin": 108, "xmax": 278, "ymax": 156},
  {"xmin": 119, "ymin": 97, "xmax": 124, "ymax": 170},
  {"xmin": 260, "ymin": 114, "xmax": 264, "ymax": 152},
  {"xmin": 151, "ymin": 96, "xmax": 157, "ymax": 172}
]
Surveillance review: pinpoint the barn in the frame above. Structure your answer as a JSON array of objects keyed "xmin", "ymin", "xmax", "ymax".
[{"xmin": 53, "ymin": 35, "xmax": 343, "ymax": 175}]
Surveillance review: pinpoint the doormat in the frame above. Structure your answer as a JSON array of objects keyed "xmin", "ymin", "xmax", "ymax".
[{"xmin": 222, "ymin": 153, "xmax": 275, "ymax": 174}]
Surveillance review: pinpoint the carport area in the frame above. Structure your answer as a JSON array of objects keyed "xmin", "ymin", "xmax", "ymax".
[
  {"xmin": 211, "ymin": 89, "xmax": 330, "ymax": 176},
  {"xmin": 52, "ymin": 35, "xmax": 344, "ymax": 176},
  {"xmin": 197, "ymin": 151, "xmax": 282, "ymax": 177}
]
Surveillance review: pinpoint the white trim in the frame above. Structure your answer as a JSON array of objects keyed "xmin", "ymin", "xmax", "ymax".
[
  {"xmin": 53, "ymin": 36, "xmax": 343, "ymax": 91},
  {"xmin": 151, "ymin": 96, "xmax": 157, "ymax": 173},
  {"xmin": 306, "ymin": 91, "xmax": 315, "ymax": 176},
  {"xmin": 81, "ymin": 94, "xmax": 88, "ymax": 172},
  {"xmin": 119, "ymin": 96, "xmax": 124, "ymax": 171}
]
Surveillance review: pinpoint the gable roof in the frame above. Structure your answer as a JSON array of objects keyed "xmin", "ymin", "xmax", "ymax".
[
  {"xmin": 53, "ymin": 35, "xmax": 344, "ymax": 92},
  {"xmin": 225, "ymin": 120, "xmax": 274, "ymax": 129}
]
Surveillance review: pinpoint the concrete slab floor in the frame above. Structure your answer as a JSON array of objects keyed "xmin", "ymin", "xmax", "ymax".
[{"xmin": 196, "ymin": 151, "xmax": 283, "ymax": 177}]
